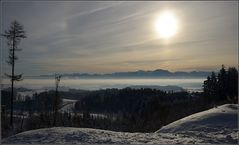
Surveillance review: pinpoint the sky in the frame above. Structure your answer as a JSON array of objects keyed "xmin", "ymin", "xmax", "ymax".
[{"xmin": 1, "ymin": 1, "xmax": 238, "ymax": 75}]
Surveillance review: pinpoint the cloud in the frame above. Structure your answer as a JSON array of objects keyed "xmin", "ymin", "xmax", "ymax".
[{"xmin": 2, "ymin": 1, "xmax": 238, "ymax": 75}]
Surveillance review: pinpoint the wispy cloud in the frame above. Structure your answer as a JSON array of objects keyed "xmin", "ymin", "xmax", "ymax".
[{"xmin": 2, "ymin": 1, "xmax": 238, "ymax": 75}]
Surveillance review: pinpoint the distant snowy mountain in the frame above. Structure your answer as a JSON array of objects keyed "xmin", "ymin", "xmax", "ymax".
[
  {"xmin": 2, "ymin": 104, "xmax": 238, "ymax": 144},
  {"xmin": 28, "ymin": 69, "xmax": 210, "ymax": 79}
]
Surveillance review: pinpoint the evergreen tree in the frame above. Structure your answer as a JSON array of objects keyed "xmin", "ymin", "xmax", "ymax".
[
  {"xmin": 203, "ymin": 65, "xmax": 238, "ymax": 104},
  {"xmin": 226, "ymin": 67, "xmax": 238, "ymax": 103},
  {"xmin": 210, "ymin": 72, "xmax": 217, "ymax": 102},
  {"xmin": 203, "ymin": 76, "xmax": 211, "ymax": 97},
  {"xmin": 217, "ymin": 65, "xmax": 227, "ymax": 101}
]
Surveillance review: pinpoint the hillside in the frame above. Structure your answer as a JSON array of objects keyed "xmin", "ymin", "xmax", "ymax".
[{"xmin": 2, "ymin": 104, "xmax": 238, "ymax": 144}]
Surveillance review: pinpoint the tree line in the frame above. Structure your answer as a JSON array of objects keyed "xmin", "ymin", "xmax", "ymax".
[{"xmin": 203, "ymin": 65, "xmax": 238, "ymax": 105}]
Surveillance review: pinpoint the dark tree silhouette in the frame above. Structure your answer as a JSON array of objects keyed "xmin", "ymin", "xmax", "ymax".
[
  {"xmin": 210, "ymin": 72, "xmax": 217, "ymax": 102},
  {"xmin": 226, "ymin": 67, "xmax": 238, "ymax": 103},
  {"xmin": 53, "ymin": 74, "xmax": 62, "ymax": 126},
  {"xmin": 203, "ymin": 76, "xmax": 210, "ymax": 97},
  {"xmin": 203, "ymin": 65, "xmax": 238, "ymax": 105},
  {"xmin": 2, "ymin": 20, "xmax": 26, "ymax": 127},
  {"xmin": 217, "ymin": 65, "xmax": 227, "ymax": 101}
]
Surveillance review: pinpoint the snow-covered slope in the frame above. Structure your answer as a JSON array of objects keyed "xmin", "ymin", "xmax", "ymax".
[
  {"xmin": 156, "ymin": 104, "xmax": 238, "ymax": 144},
  {"xmin": 1, "ymin": 127, "xmax": 197, "ymax": 144},
  {"xmin": 2, "ymin": 104, "xmax": 238, "ymax": 144}
]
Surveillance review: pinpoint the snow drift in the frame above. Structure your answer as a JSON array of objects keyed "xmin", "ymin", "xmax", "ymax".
[
  {"xmin": 2, "ymin": 104, "xmax": 238, "ymax": 144},
  {"xmin": 156, "ymin": 104, "xmax": 238, "ymax": 144}
]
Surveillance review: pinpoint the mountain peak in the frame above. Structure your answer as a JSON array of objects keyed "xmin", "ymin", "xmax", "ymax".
[{"xmin": 154, "ymin": 69, "xmax": 170, "ymax": 72}]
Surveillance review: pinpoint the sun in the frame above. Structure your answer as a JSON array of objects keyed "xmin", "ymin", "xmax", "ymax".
[{"xmin": 155, "ymin": 11, "xmax": 178, "ymax": 39}]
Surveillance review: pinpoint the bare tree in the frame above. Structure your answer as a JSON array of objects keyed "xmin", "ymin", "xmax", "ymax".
[
  {"xmin": 2, "ymin": 20, "xmax": 26, "ymax": 127},
  {"xmin": 53, "ymin": 74, "xmax": 62, "ymax": 126}
]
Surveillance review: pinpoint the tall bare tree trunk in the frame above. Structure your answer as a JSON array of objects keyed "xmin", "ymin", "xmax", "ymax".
[
  {"xmin": 10, "ymin": 27, "xmax": 15, "ymax": 127},
  {"xmin": 2, "ymin": 20, "xmax": 26, "ymax": 127},
  {"xmin": 53, "ymin": 84, "xmax": 58, "ymax": 126},
  {"xmin": 53, "ymin": 74, "xmax": 61, "ymax": 126}
]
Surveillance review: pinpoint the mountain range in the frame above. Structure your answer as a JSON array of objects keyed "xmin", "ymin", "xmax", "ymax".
[{"xmin": 33, "ymin": 69, "xmax": 211, "ymax": 79}]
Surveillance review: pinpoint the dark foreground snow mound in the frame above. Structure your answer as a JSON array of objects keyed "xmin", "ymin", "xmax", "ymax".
[{"xmin": 2, "ymin": 104, "xmax": 238, "ymax": 144}]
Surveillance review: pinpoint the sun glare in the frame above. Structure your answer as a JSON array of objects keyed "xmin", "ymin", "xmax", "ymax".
[{"xmin": 155, "ymin": 11, "xmax": 178, "ymax": 39}]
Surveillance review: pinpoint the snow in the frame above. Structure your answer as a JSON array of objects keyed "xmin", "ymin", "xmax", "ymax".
[
  {"xmin": 156, "ymin": 104, "xmax": 238, "ymax": 144},
  {"xmin": 2, "ymin": 104, "xmax": 238, "ymax": 144},
  {"xmin": 62, "ymin": 99, "xmax": 78, "ymax": 103},
  {"xmin": 1, "ymin": 127, "xmax": 202, "ymax": 144},
  {"xmin": 60, "ymin": 99, "xmax": 77, "ymax": 113}
]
